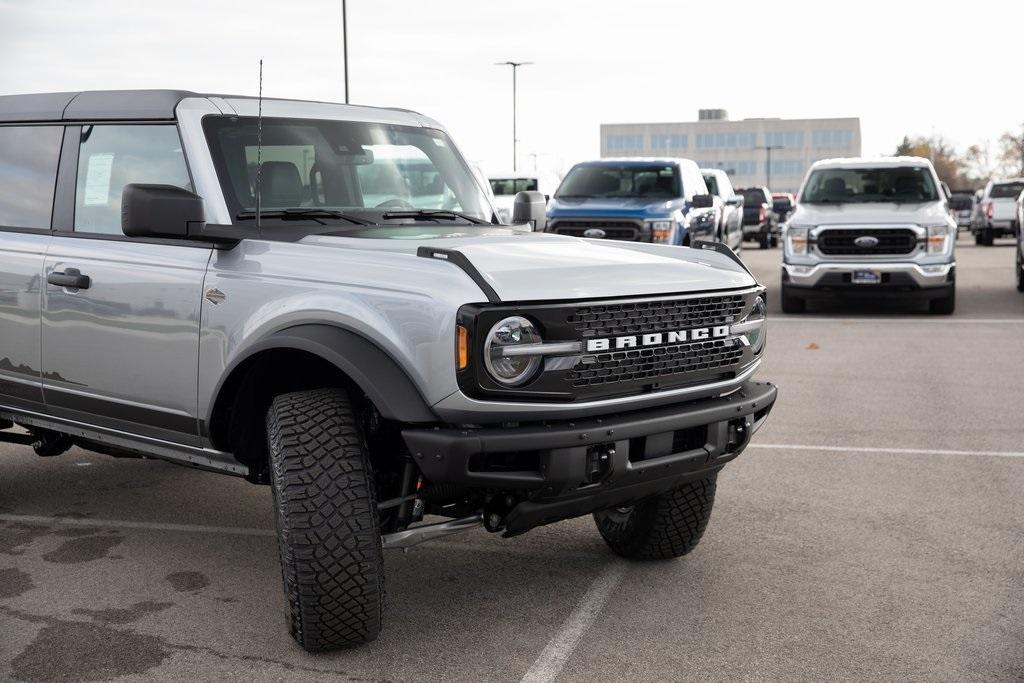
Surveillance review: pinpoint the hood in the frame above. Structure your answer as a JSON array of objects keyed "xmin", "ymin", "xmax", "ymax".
[
  {"xmin": 547, "ymin": 196, "xmax": 684, "ymax": 219},
  {"xmin": 303, "ymin": 227, "xmax": 755, "ymax": 302},
  {"xmin": 790, "ymin": 201, "xmax": 949, "ymax": 226}
]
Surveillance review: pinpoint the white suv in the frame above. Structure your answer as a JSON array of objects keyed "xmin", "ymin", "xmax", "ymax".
[{"xmin": 781, "ymin": 157, "xmax": 956, "ymax": 314}]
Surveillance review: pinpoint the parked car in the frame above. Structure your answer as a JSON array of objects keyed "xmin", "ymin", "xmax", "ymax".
[
  {"xmin": 948, "ymin": 191, "xmax": 976, "ymax": 232},
  {"xmin": 701, "ymin": 168, "xmax": 744, "ymax": 252},
  {"xmin": 0, "ymin": 90, "xmax": 777, "ymax": 652},
  {"xmin": 781, "ymin": 156, "xmax": 956, "ymax": 314},
  {"xmin": 545, "ymin": 158, "xmax": 716, "ymax": 245},
  {"xmin": 737, "ymin": 186, "xmax": 779, "ymax": 248},
  {"xmin": 1017, "ymin": 191, "xmax": 1024, "ymax": 291},
  {"xmin": 772, "ymin": 192, "xmax": 797, "ymax": 224},
  {"xmin": 488, "ymin": 172, "xmax": 555, "ymax": 223},
  {"xmin": 972, "ymin": 178, "xmax": 1024, "ymax": 245}
]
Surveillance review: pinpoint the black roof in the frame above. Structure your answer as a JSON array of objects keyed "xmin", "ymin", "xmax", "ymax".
[
  {"xmin": 0, "ymin": 90, "xmax": 202, "ymax": 123},
  {"xmin": 0, "ymin": 89, "xmax": 419, "ymax": 123}
]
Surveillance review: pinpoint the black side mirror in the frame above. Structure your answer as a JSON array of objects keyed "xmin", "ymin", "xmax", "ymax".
[
  {"xmin": 512, "ymin": 190, "xmax": 547, "ymax": 231},
  {"xmin": 122, "ymin": 184, "xmax": 206, "ymax": 239},
  {"xmin": 690, "ymin": 193, "xmax": 714, "ymax": 209}
]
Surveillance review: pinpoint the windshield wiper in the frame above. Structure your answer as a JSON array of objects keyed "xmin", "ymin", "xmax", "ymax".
[
  {"xmin": 556, "ymin": 193, "xmax": 595, "ymax": 198},
  {"xmin": 235, "ymin": 208, "xmax": 372, "ymax": 225},
  {"xmin": 380, "ymin": 209, "xmax": 489, "ymax": 225}
]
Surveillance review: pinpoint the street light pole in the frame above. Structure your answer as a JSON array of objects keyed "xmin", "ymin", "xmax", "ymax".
[
  {"xmin": 342, "ymin": 0, "xmax": 349, "ymax": 103},
  {"xmin": 757, "ymin": 144, "xmax": 783, "ymax": 189},
  {"xmin": 495, "ymin": 61, "xmax": 533, "ymax": 172}
]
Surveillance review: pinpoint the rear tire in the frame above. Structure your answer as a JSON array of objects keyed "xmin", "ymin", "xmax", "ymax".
[
  {"xmin": 929, "ymin": 288, "xmax": 956, "ymax": 315},
  {"xmin": 975, "ymin": 232, "xmax": 983, "ymax": 245},
  {"xmin": 781, "ymin": 283, "xmax": 806, "ymax": 314},
  {"xmin": 593, "ymin": 475, "xmax": 717, "ymax": 560},
  {"xmin": 1015, "ymin": 246, "xmax": 1024, "ymax": 292},
  {"xmin": 983, "ymin": 229, "xmax": 995, "ymax": 246},
  {"xmin": 266, "ymin": 388, "xmax": 385, "ymax": 652},
  {"xmin": 759, "ymin": 233, "xmax": 769, "ymax": 249}
]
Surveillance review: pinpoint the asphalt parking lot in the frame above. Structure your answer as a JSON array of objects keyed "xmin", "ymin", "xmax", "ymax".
[{"xmin": 1, "ymin": 234, "xmax": 1022, "ymax": 682}]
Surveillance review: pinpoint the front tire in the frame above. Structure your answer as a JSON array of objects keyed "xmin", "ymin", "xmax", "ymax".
[
  {"xmin": 593, "ymin": 475, "xmax": 717, "ymax": 560},
  {"xmin": 267, "ymin": 388, "xmax": 385, "ymax": 652},
  {"xmin": 781, "ymin": 283, "xmax": 806, "ymax": 314},
  {"xmin": 1015, "ymin": 246, "xmax": 1024, "ymax": 292},
  {"xmin": 929, "ymin": 288, "xmax": 956, "ymax": 315}
]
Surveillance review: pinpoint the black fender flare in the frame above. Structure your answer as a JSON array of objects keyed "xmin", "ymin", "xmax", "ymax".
[{"xmin": 211, "ymin": 324, "xmax": 438, "ymax": 425}]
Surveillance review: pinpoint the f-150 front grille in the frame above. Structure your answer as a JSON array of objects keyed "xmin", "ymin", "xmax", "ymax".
[
  {"xmin": 567, "ymin": 294, "xmax": 746, "ymax": 339},
  {"xmin": 817, "ymin": 228, "xmax": 917, "ymax": 255},
  {"xmin": 549, "ymin": 220, "xmax": 642, "ymax": 241},
  {"xmin": 568, "ymin": 338, "xmax": 744, "ymax": 388}
]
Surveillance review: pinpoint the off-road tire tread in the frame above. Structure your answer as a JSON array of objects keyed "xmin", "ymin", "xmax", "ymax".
[
  {"xmin": 593, "ymin": 475, "xmax": 717, "ymax": 560},
  {"xmin": 267, "ymin": 388, "xmax": 384, "ymax": 652}
]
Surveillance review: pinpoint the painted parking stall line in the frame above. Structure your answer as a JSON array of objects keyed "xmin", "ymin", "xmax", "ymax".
[{"xmin": 747, "ymin": 443, "xmax": 1024, "ymax": 459}]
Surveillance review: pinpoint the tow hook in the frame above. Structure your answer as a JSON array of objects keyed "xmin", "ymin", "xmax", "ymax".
[{"xmin": 483, "ymin": 493, "xmax": 520, "ymax": 533}]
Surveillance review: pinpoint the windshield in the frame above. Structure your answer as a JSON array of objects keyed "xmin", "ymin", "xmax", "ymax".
[
  {"xmin": 802, "ymin": 166, "xmax": 939, "ymax": 203},
  {"xmin": 741, "ymin": 190, "xmax": 766, "ymax": 205},
  {"xmin": 949, "ymin": 194, "xmax": 974, "ymax": 210},
  {"xmin": 702, "ymin": 174, "xmax": 720, "ymax": 196},
  {"xmin": 990, "ymin": 182, "xmax": 1024, "ymax": 199},
  {"xmin": 489, "ymin": 178, "xmax": 538, "ymax": 195},
  {"xmin": 556, "ymin": 164, "xmax": 679, "ymax": 199},
  {"xmin": 203, "ymin": 116, "xmax": 491, "ymax": 223}
]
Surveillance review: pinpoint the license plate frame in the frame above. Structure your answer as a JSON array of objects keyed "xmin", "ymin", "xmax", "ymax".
[{"xmin": 852, "ymin": 270, "xmax": 882, "ymax": 285}]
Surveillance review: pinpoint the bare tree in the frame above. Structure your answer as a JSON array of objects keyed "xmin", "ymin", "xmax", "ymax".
[
  {"xmin": 998, "ymin": 124, "xmax": 1024, "ymax": 177},
  {"xmin": 895, "ymin": 135, "xmax": 967, "ymax": 188}
]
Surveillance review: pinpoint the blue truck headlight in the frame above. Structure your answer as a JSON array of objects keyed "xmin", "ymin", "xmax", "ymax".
[{"xmin": 647, "ymin": 220, "xmax": 674, "ymax": 243}]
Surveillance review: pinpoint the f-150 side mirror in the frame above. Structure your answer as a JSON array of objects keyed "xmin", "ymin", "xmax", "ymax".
[
  {"xmin": 512, "ymin": 190, "xmax": 547, "ymax": 231},
  {"xmin": 690, "ymin": 193, "xmax": 714, "ymax": 209},
  {"xmin": 122, "ymin": 184, "xmax": 240, "ymax": 246}
]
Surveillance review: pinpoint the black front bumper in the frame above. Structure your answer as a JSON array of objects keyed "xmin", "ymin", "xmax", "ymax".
[{"xmin": 403, "ymin": 381, "xmax": 777, "ymax": 534}]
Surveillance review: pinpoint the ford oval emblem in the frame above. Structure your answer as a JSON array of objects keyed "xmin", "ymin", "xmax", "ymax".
[
  {"xmin": 854, "ymin": 235, "xmax": 880, "ymax": 248},
  {"xmin": 583, "ymin": 228, "xmax": 606, "ymax": 239}
]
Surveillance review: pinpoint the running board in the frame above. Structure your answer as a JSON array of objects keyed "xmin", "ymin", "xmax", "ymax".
[{"xmin": 381, "ymin": 514, "xmax": 483, "ymax": 550}]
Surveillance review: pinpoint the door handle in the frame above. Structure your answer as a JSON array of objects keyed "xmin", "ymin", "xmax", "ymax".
[{"xmin": 47, "ymin": 268, "xmax": 91, "ymax": 290}]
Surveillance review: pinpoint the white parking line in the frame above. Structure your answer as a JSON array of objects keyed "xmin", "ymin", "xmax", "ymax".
[
  {"xmin": 520, "ymin": 560, "xmax": 627, "ymax": 683},
  {"xmin": 771, "ymin": 317, "xmax": 1024, "ymax": 324},
  {"xmin": 747, "ymin": 443, "xmax": 1024, "ymax": 459}
]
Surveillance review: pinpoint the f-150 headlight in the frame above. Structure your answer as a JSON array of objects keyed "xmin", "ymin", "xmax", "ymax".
[
  {"xmin": 786, "ymin": 226, "xmax": 809, "ymax": 255},
  {"xmin": 731, "ymin": 295, "xmax": 767, "ymax": 354},
  {"xmin": 647, "ymin": 219, "xmax": 675, "ymax": 243},
  {"xmin": 925, "ymin": 224, "xmax": 952, "ymax": 254},
  {"xmin": 483, "ymin": 316, "xmax": 543, "ymax": 386}
]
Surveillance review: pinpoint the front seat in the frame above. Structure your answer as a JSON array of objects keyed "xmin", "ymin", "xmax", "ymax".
[
  {"xmin": 261, "ymin": 161, "xmax": 305, "ymax": 208},
  {"xmin": 823, "ymin": 177, "xmax": 848, "ymax": 199}
]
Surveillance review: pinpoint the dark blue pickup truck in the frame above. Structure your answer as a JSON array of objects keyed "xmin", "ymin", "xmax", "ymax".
[{"xmin": 545, "ymin": 158, "xmax": 716, "ymax": 245}]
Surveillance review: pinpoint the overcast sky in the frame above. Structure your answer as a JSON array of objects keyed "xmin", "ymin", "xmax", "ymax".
[{"xmin": 2, "ymin": 0, "xmax": 1022, "ymax": 179}]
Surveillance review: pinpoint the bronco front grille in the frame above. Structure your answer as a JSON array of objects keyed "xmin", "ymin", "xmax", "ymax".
[
  {"xmin": 568, "ymin": 339, "xmax": 744, "ymax": 388},
  {"xmin": 550, "ymin": 220, "xmax": 642, "ymax": 241},
  {"xmin": 817, "ymin": 228, "xmax": 917, "ymax": 255},
  {"xmin": 567, "ymin": 294, "xmax": 746, "ymax": 339}
]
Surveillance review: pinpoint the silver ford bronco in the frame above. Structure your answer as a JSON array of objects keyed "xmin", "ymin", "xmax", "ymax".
[{"xmin": 0, "ymin": 90, "xmax": 776, "ymax": 652}]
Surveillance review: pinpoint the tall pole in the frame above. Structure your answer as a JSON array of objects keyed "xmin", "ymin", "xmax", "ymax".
[
  {"xmin": 342, "ymin": 0, "xmax": 349, "ymax": 103},
  {"xmin": 757, "ymin": 144, "xmax": 783, "ymax": 189},
  {"xmin": 495, "ymin": 61, "xmax": 533, "ymax": 172}
]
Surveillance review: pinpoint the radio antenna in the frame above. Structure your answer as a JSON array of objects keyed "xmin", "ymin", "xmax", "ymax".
[{"xmin": 255, "ymin": 58, "xmax": 264, "ymax": 232}]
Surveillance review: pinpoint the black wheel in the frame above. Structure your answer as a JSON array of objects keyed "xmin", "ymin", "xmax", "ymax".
[
  {"xmin": 780, "ymin": 283, "xmax": 806, "ymax": 314},
  {"xmin": 975, "ymin": 232, "xmax": 983, "ymax": 245},
  {"xmin": 983, "ymin": 229, "xmax": 995, "ymax": 246},
  {"xmin": 1015, "ymin": 246, "xmax": 1024, "ymax": 292},
  {"xmin": 759, "ymin": 233, "xmax": 769, "ymax": 249},
  {"xmin": 769, "ymin": 233, "xmax": 779, "ymax": 248},
  {"xmin": 594, "ymin": 475, "xmax": 717, "ymax": 560},
  {"xmin": 266, "ymin": 388, "xmax": 385, "ymax": 652},
  {"xmin": 929, "ymin": 288, "xmax": 956, "ymax": 315}
]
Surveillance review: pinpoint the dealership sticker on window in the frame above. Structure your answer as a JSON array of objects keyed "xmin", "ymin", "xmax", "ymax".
[{"xmin": 83, "ymin": 153, "xmax": 114, "ymax": 205}]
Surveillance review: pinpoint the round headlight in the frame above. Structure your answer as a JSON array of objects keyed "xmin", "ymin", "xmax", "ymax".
[
  {"xmin": 483, "ymin": 316, "xmax": 543, "ymax": 386},
  {"xmin": 744, "ymin": 296, "xmax": 767, "ymax": 354}
]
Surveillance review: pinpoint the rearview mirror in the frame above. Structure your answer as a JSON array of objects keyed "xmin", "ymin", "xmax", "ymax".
[
  {"xmin": 690, "ymin": 193, "xmax": 714, "ymax": 209},
  {"xmin": 512, "ymin": 190, "xmax": 547, "ymax": 231}
]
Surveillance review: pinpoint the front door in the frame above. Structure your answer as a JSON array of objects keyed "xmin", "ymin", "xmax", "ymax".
[
  {"xmin": 0, "ymin": 124, "xmax": 63, "ymax": 412},
  {"xmin": 41, "ymin": 123, "xmax": 211, "ymax": 443}
]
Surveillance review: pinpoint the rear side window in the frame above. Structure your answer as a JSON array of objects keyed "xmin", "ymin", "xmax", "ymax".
[
  {"xmin": 74, "ymin": 124, "xmax": 191, "ymax": 235},
  {"xmin": 0, "ymin": 125, "xmax": 63, "ymax": 230},
  {"xmin": 489, "ymin": 178, "xmax": 539, "ymax": 195},
  {"xmin": 990, "ymin": 182, "xmax": 1024, "ymax": 199}
]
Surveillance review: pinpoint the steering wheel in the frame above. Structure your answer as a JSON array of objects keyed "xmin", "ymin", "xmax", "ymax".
[{"xmin": 374, "ymin": 198, "xmax": 416, "ymax": 209}]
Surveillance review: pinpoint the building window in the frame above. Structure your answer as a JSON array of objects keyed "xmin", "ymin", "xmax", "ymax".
[
  {"xmin": 767, "ymin": 159, "xmax": 803, "ymax": 176},
  {"xmin": 764, "ymin": 131, "xmax": 805, "ymax": 148},
  {"xmin": 812, "ymin": 129, "xmax": 854, "ymax": 148}
]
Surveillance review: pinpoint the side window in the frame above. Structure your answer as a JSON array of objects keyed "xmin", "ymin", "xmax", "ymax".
[
  {"xmin": 74, "ymin": 125, "xmax": 191, "ymax": 235},
  {"xmin": 0, "ymin": 125, "xmax": 63, "ymax": 230}
]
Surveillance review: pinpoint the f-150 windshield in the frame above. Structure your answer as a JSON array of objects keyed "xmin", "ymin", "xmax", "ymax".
[
  {"xmin": 203, "ymin": 116, "xmax": 492, "ymax": 223},
  {"xmin": 801, "ymin": 166, "xmax": 939, "ymax": 203},
  {"xmin": 556, "ymin": 164, "xmax": 680, "ymax": 199}
]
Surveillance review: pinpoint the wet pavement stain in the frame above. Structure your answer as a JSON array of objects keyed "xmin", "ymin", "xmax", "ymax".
[
  {"xmin": 71, "ymin": 600, "xmax": 173, "ymax": 625},
  {"xmin": 165, "ymin": 571, "xmax": 209, "ymax": 592},
  {"xmin": 53, "ymin": 527, "xmax": 101, "ymax": 538},
  {"xmin": 41, "ymin": 533, "xmax": 122, "ymax": 564},
  {"xmin": 0, "ymin": 567, "xmax": 34, "ymax": 599},
  {"xmin": 0, "ymin": 523, "xmax": 52, "ymax": 556},
  {"xmin": 10, "ymin": 619, "xmax": 172, "ymax": 682}
]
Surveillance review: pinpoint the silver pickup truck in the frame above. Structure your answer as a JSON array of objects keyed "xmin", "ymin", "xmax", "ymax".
[{"xmin": 0, "ymin": 90, "xmax": 776, "ymax": 651}]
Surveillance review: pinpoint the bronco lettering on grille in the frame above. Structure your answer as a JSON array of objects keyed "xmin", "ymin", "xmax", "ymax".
[{"xmin": 585, "ymin": 325, "xmax": 730, "ymax": 352}]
